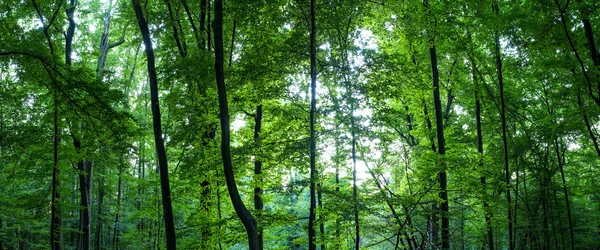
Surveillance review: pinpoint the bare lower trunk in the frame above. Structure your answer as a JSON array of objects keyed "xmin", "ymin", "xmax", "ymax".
[
  {"xmin": 132, "ymin": 0, "xmax": 177, "ymax": 247},
  {"xmin": 213, "ymin": 0, "xmax": 259, "ymax": 248}
]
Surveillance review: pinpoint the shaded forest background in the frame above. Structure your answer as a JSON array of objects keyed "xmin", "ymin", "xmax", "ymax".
[{"xmin": 1, "ymin": 0, "xmax": 600, "ymax": 249}]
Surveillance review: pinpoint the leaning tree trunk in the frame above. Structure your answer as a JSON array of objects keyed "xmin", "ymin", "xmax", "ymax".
[
  {"xmin": 213, "ymin": 0, "xmax": 259, "ymax": 248},
  {"xmin": 430, "ymin": 44, "xmax": 449, "ymax": 250},
  {"xmin": 132, "ymin": 0, "xmax": 177, "ymax": 248},
  {"xmin": 493, "ymin": 2, "xmax": 513, "ymax": 249}
]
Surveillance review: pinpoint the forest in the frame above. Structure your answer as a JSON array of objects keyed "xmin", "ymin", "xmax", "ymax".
[{"xmin": 1, "ymin": 0, "xmax": 600, "ymax": 249}]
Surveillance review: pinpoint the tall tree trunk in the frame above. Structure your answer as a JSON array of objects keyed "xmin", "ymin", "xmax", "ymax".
[
  {"xmin": 493, "ymin": 2, "xmax": 513, "ymax": 249},
  {"xmin": 253, "ymin": 105, "xmax": 264, "ymax": 250},
  {"xmin": 554, "ymin": 139, "xmax": 575, "ymax": 250},
  {"xmin": 65, "ymin": 2, "xmax": 94, "ymax": 249},
  {"xmin": 75, "ymin": 157, "xmax": 93, "ymax": 250},
  {"xmin": 51, "ymin": 89, "xmax": 63, "ymax": 250},
  {"xmin": 472, "ymin": 60, "xmax": 494, "ymax": 250},
  {"xmin": 213, "ymin": 0, "xmax": 259, "ymax": 248},
  {"xmin": 112, "ymin": 163, "xmax": 123, "ymax": 248},
  {"xmin": 308, "ymin": 0, "xmax": 317, "ymax": 248},
  {"xmin": 430, "ymin": 44, "xmax": 449, "ymax": 250},
  {"xmin": 132, "ymin": 0, "xmax": 177, "ymax": 248},
  {"xmin": 95, "ymin": 168, "xmax": 104, "ymax": 250},
  {"xmin": 351, "ymin": 98, "xmax": 359, "ymax": 250}
]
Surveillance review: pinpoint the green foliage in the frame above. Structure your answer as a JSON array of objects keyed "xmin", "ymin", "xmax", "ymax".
[{"xmin": 2, "ymin": 0, "xmax": 600, "ymax": 249}]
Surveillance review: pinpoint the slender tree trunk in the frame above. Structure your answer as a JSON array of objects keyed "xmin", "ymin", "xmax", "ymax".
[
  {"xmin": 181, "ymin": 0, "xmax": 201, "ymax": 51},
  {"xmin": 66, "ymin": 2, "xmax": 94, "ymax": 249},
  {"xmin": 132, "ymin": 0, "xmax": 177, "ymax": 248},
  {"xmin": 554, "ymin": 139, "xmax": 575, "ymax": 250},
  {"xmin": 96, "ymin": 168, "xmax": 104, "ymax": 250},
  {"xmin": 430, "ymin": 45, "xmax": 449, "ymax": 250},
  {"xmin": 582, "ymin": 18, "xmax": 600, "ymax": 67},
  {"xmin": 51, "ymin": 89, "xmax": 63, "ymax": 250},
  {"xmin": 164, "ymin": 0, "xmax": 187, "ymax": 57},
  {"xmin": 213, "ymin": 0, "xmax": 259, "ymax": 248},
  {"xmin": 351, "ymin": 100, "xmax": 359, "ymax": 250},
  {"xmin": 207, "ymin": 0, "xmax": 211, "ymax": 51},
  {"xmin": 308, "ymin": 0, "xmax": 317, "ymax": 249},
  {"xmin": 200, "ymin": 180, "xmax": 211, "ymax": 247},
  {"xmin": 76, "ymin": 157, "xmax": 93, "ymax": 250},
  {"xmin": 493, "ymin": 2, "xmax": 513, "ymax": 249},
  {"xmin": 473, "ymin": 60, "xmax": 494, "ymax": 250},
  {"xmin": 229, "ymin": 20, "xmax": 237, "ymax": 67},
  {"xmin": 253, "ymin": 105, "xmax": 264, "ymax": 250},
  {"xmin": 200, "ymin": 0, "xmax": 207, "ymax": 50},
  {"xmin": 112, "ymin": 163, "xmax": 123, "ymax": 248}
]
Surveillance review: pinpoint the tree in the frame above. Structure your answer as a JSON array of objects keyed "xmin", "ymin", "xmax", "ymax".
[{"xmin": 131, "ymin": 0, "xmax": 177, "ymax": 248}]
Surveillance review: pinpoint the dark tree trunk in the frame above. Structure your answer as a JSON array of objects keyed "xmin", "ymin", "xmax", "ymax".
[
  {"xmin": 429, "ymin": 45, "xmax": 449, "ymax": 250},
  {"xmin": 582, "ymin": 18, "xmax": 600, "ymax": 66},
  {"xmin": 51, "ymin": 90, "xmax": 63, "ymax": 250},
  {"xmin": 75, "ymin": 156, "xmax": 93, "ymax": 250},
  {"xmin": 200, "ymin": 0, "xmax": 207, "ymax": 50},
  {"xmin": 65, "ymin": 0, "xmax": 75, "ymax": 66},
  {"xmin": 472, "ymin": 60, "xmax": 494, "ymax": 250},
  {"xmin": 253, "ymin": 105, "xmax": 264, "ymax": 250},
  {"xmin": 351, "ymin": 99, "xmax": 359, "ymax": 250},
  {"xmin": 213, "ymin": 0, "xmax": 259, "ymax": 248},
  {"xmin": 308, "ymin": 0, "xmax": 317, "ymax": 249},
  {"xmin": 181, "ymin": 0, "xmax": 201, "ymax": 50},
  {"xmin": 132, "ymin": 0, "xmax": 177, "ymax": 248},
  {"xmin": 112, "ymin": 163, "xmax": 123, "ymax": 248},
  {"xmin": 200, "ymin": 180, "xmax": 211, "ymax": 247},
  {"xmin": 493, "ymin": 2, "xmax": 513, "ymax": 249},
  {"xmin": 554, "ymin": 139, "xmax": 575, "ymax": 250},
  {"xmin": 164, "ymin": 0, "xmax": 187, "ymax": 57},
  {"xmin": 207, "ymin": 0, "xmax": 211, "ymax": 51},
  {"xmin": 95, "ymin": 169, "xmax": 104, "ymax": 250}
]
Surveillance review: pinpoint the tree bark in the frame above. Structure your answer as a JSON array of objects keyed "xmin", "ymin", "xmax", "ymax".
[
  {"xmin": 472, "ymin": 59, "xmax": 494, "ymax": 250},
  {"xmin": 75, "ymin": 156, "xmax": 92, "ymax": 250},
  {"xmin": 554, "ymin": 139, "xmax": 575, "ymax": 250},
  {"xmin": 95, "ymin": 168, "xmax": 104, "ymax": 250},
  {"xmin": 181, "ymin": 0, "xmax": 201, "ymax": 50},
  {"xmin": 112, "ymin": 163, "xmax": 123, "ymax": 248},
  {"xmin": 351, "ymin": 95, "xmax": 359, "ymax": 250},
  {"xmin": 213, "ymin": 0, "xmax": 259, "ymax": 248},
  {"xmin": 51, "ymin": 89, "xmax": 63, "ymax": 250},
  {"xmin": 164, "ymin": 0, "xmax": 187, "ymax": 57},
  {"xmin": 132, "ymin": 0, "xmax": 177, "ymax": 248},
  {"xmin": 308, "ymin": 0, "xmax": 317, "ymax": 249},
  {"xmin": 430, "ymin": 45, "xmax": 449, "ymax": 250},
  {"xmin": 253, "ymin": 105, "xmax": 264, "ymax": 250},
  {"xmin": 200, "ymin": 0, "xmax": 207, "ymax": 50},
  {"xmin": 493, "ymin": 2, "xmax": 513, "ymax": 249}
]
